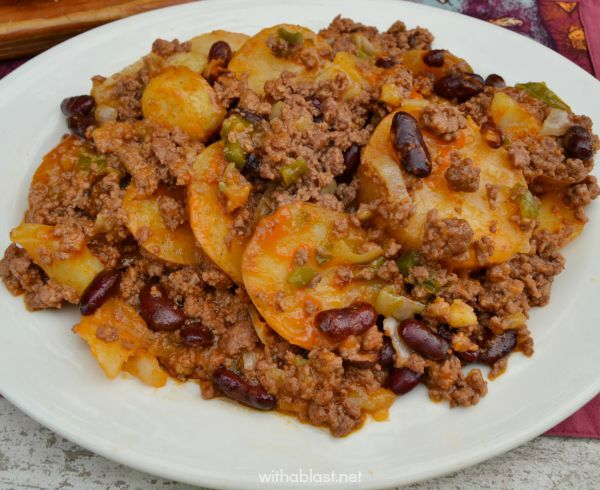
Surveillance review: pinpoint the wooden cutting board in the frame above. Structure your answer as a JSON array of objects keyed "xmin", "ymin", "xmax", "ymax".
[{"xmin": 0, "ymin": 0, "xmax": 196, "ymax": 60}]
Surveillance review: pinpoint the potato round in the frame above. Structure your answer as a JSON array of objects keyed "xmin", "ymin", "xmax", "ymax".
[
  {"xmin": 401, "ymin": 49, "xmax": 472, "ymax": 81},
  {"xmin": 10, "ymin": 223, "xmax": 104, "ymax": 295},
  {"xmin": 242, "ymin": 202, "xmax": 382, "ymax": 349},
  {"xmin": 74, "ymin": 299, "xmax": 152, "ymax": 379},
  {"xmin": 165, "ymin": 30, "xmax": 249, "ymax": 72},
  {"xmin": 141, "ymin": 65, "xmax": 225, "ymax": 141},
  {"xmin": 123, "ymin": 184, "xmax": 203, "ymax": 265},
  {"xmin": 538, "ymin": 190, "xmax": 584, "ymax": 246},
  {"xmin": 228, "ymin": 24, "xmax": 330, "ymax": 95},
  {"xmin": 188, "ymin": 142, "xmax": 249, "ymax": 284},
  {"xmin": 359, "ymin": 101, "xmax": 532, "ymax": 269},
  {"xmin": 93, "ymin": 30, "xmax": 248, "ymax": 119}
]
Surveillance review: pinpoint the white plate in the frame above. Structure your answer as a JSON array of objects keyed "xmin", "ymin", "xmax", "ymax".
[{"xmin": 0, "ymin": 0, "xmax": 599, "ymax": 488}]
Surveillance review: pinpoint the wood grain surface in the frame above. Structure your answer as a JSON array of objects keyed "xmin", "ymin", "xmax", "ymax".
[{"xmin": 0, "ymin": 0, "xmax": 195, "ymax": 59}]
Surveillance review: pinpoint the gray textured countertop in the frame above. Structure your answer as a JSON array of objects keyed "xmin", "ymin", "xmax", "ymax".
[{"xmin": 1, "ymin": 397, "xmax": 598, "ymax": 489}]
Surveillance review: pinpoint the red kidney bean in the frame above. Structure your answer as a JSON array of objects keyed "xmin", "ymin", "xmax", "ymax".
[
  {"xmin": 375, "ymin": 57, "xmax": 396, "ymax": 69},
  {"xmin": 315, "ymin": 302, "xmax": 377, "ymax": 341},
  {"xmin": 213, "ymin": 367, "xmax": 276, "ymax": 410},
  {"xmin": 386, "ymin": 367, "xmax": 424, "ymax": 395},
  {"xmin": 468, "ymin": 72, "xmax": 484, "ymax": 84},
  {"xmin": 484, "ymin": 73, "xmax": 506, "ymax": 88},
  {"xmin": 480, "ymin": 121, "xmax": 503, "ymax": 148},
  {"xmin": 478, "ymin": 330, "xmax": 517, "ymax": 365},
  {"xmin": 180, "ymin": 321, "xmax": 215, "ymax": 348},
  {"xmin": 337, "ymin": 143, "xmax": 361, "ymax": 184},
  {"xmin": 80, "ymin": 270, "xmax": 121, "ymax": 316},
  {"xmin": 139, "ymin": 283, "xmax": 186, "ymax": 331},
  {"xmin": 61, "ymin": 95, "xmax": 95, "ymax": 116},
  {"xmin": 423, "ymin": 49, "xmax": 445, "ymax": 67},
  {"xmin": 399, "ymin": 319, "xmax": 450, "ymax": 361},
  {"xmin": 456, "ymin": 350, "xmax": 479, "ymax": 364},
  {"xmin": 208, "ymin": 41, "xmax": 232, "ymax": 65},
  {"xmin": 563, "ymin": 125, "xmax": 593, "ymax": 160},
  {"xmin": 378, "ymin": 336, "xmax": 396, "ymax": 367},
  {"xmin": 390, "ymin": 111, "xmax": 432, "ymax": 178},
  {"xmin": 434, "ymin": 72, "xmax": 484, "ymax": 102},
  {"xmin": 67, "ymin": 113, "xmax": 96, "ymax": 138}
]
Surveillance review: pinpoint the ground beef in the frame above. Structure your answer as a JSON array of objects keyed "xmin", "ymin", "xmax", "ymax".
[
  {"xmin": 422, "ymin": 210, "xmax": 474, "ymax": 261},
  {"xmin": 213, "ymin": 71, "xmax": 244, "ymax": 109},
  {"xmin": 444, "ymin": 153, "xmax": 480, "ymax": 192},
  {"xmin": 318, "ymin": 16, "xmax": 433, "ymax": 59},
  {"xmin": 112, "ymin": 66, "xmax": 150, "ymax": 121},
  {"xmin": 426, "ymin": 355, "xmax": 487, "ymax": 407},
  {"xmin": 257, "ymin": 71, "xmax": 371, "ymax": 208},
  {"xmin": 151, "ymin": 38, "xmax": 190, "ymax": 58},
  {"xmin": 459, "ymin": 87, "xmax": 494, "ymax": 125},
  {"xmin": 413, "ymin": 74, "xmax": 434, "ymax": 97},
  {"xmin": 564, "ymin": 175, "xmax": 600, "ymax": 221},
  {"xmin": 0, "ymin": 244, "xmax": 78, "ymax": 310},
  {"xmin": 93, "ymin": 121, "xmax": 202, "ymax": 194},
  {"xmin": 376, "ymin": 64, "xmax": 413, "ymax": 100},
  {"xmin": 157, "ymin": 194, "xmax": 186, "ymax": 231},
  {"xmin": 95, "ymin": 325, "xmax": 119, "ymax": 342},
  {"xmin": 421, "ymin": 103, "xmax": 467, "ymax": 142},
  {"xmin": 507, "ymin": 135, "xmax": 593, "ymax": 188},
  {"xmin": 474, "ymin": 236, "xmax": 495, "ymax": 265},
  {"xmin": 318, "ymin": 16, "xmax": 380, "ymax": 55}
]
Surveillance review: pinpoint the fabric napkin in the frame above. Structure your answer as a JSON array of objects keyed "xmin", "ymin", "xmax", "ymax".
[{"xmin": 0, "ymin": 0, "xmax": 599, "ymax": 438}]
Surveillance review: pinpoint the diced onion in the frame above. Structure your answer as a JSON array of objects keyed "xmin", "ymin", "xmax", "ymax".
[
  {"xmin": 382, "ymin": 317, "xmax": 412, "ymax": 363},
  {"xmin": 334, "ymin": 240, "xmax": 383, "ymax": 264},
  {"xmin": 95, "ymin": 104, "xmax": 118, "ymax": 123},
  {"xmin": 242, "ymin": 351, "xmax": 257, "ymax": 370},
  {"xmin": 502, "ymin": 312, "xmax": 527, "ymax": 330},
  {"xmin": 448, "ymin": 299, "xmax": 477, "ymax": 328},
  {"xmin": 540, "ymin": 108, "xmax": 571, "ymax": 136},
  {"xmin": 375, "ymin": 285, "xmax": 425, "ymax": 320},
  {"xmin": 352, "ymin": 33, "xmax": 380, "ymax": 57}
]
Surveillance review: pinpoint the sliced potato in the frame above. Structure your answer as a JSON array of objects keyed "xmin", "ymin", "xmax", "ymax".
[
  {"xmin": 538, "ymin": 190, "xmax": 584, "ymax": 246},
  {"xmin": 249, "ymin": 305, "xmax": 277, "ymax": 346},
  {"xmin": 165, "ymin": 30, "xmax": 250, "ymax": 72},
  {"xmin": 229, "ymin": 24, "xmax": 330, "ymax": 94},
  {"xmin": 92, "ymin": 58, "xmax": 150, "ymax": 120},
  {"xmin": 401, "ymin": 49, "xmax": 472, "ymax": 81},
  {"xmin": 11, "ymin": 223, "xmax": 103, "ymax": 295},
  {"xmin": 141, "ymin": 65, "xmax": 225, "ymax": 141},
  {"xmin": 491, "ymin": 92, "xmax": 541, "ymax": 142},
  {"xmin": 317, "ymin": 52, "xmax": 374, "ymax": 100},
  {"xmin": 359, "ymin": 101, "xmax": 532, "ymax": 269},
  {"xmin": 123, "ymin": 351, "xmax": 168, "ymax": 388},
  {"xmin": 93, "ymin": 30, "xmax": 248, "ymax": 119},
  {"xmin": 31, "ymin": 136, "xmax": 99, "ymax": 184},
  {"xmin": 122, "ymin": 183, "xmax": 203, "ymax": 265},
  {"xmin": 188, "ymin": 141, "xmax": 250, "ymax": 284},
  {"xmin": 242, "ymin": 202, "xmax": 382, "ymax": 349},
  {"xmin": 73, "ymin": 299, "xmax": 151, "ymax": 379},
  {"xmin": 348, "ymin": 387, "xmax": 396, "ymax": 422}
]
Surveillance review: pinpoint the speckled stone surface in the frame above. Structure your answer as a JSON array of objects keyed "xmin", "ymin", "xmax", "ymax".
[{"xmin": 1, "ymin": 397, "xmax": 598, "ymax": 489}]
